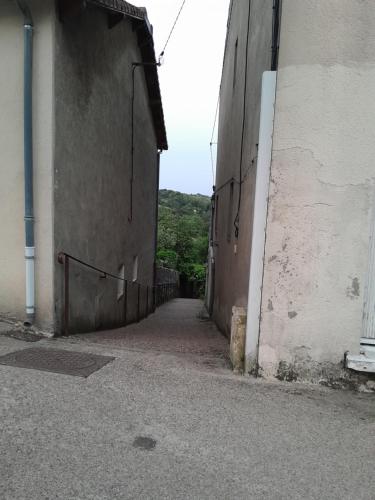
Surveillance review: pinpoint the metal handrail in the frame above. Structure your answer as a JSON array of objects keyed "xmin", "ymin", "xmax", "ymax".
[
  {"xmin": 57, "ymin": 252, "xmax": 178, "ymax": 336},
  {"xmin": 58, "ymin": 252, "xmax": 141, "ymax": 285}
]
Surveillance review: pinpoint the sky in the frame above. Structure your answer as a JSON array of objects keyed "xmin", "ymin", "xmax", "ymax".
[{"xmin": 131, "ymin": 0, "xmax": 230, "ymax": 196}]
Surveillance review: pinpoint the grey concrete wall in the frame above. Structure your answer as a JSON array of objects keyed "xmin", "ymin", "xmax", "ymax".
[
  {"xmin": 213, "ymin": 0, "xmax": 274, "ymax": 336},
  {"xmin": 258, "ymin": 0, "xmax": 375, "ymax": 380},
  {"xmin": 0, "ymin": 0, "xmax": 55, "ymax": 330},
  {"xmin": 54, "ymin": 6, "xmax": 159, "ymax": 333}
]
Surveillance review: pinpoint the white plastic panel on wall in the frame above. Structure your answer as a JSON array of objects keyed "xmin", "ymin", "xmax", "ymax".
[
  {"xmin": 245, "ymin": 71, "xmax": 277, "ymax": 368},
  {"xmin": 362, "ymin": 201, "xmax": 375, "ymax": 341}
]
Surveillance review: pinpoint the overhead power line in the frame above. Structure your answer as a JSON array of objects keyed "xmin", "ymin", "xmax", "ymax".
[
  {"xmin": 158, "ymin": 0, "xmax": 187, "ymax": 63},
  {"xmin": 210, "ymin": 93, "xmax": 220, "ymax": 188},
  {"xmin": 210, "ymin": 94, "xmax": 220, "ymax": 146},
  {"xmin": 208, "ymin": 0, "xmax": 235, "ymax": 191}
]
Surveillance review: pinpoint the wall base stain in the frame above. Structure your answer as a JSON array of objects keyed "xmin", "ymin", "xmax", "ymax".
[
  {"xmin": 276, "ymin": 361, "xmax": 298, "ymax": 382},
  {"xmin": 270, "ymin": 358, "xmax": 375, "ymax": 392},
  {"xmin": 230, "ymin": 307, "xmax": 247, "ymax": 374},
  {"xmin": 0, "ymin": 315, "xmax": 53, "ymax": 340},
  {"xmin": 245, "ymin": 355, "xmax": 260, "ymax": 377}
]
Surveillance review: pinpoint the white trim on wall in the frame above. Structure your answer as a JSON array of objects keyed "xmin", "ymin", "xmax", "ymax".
[{"xmin": 245, "ymin": 71, "xmax": 277, "ymax": 373}]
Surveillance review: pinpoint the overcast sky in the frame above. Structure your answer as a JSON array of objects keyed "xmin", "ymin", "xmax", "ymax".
[{"xmin": 131, "ymin": 0, "xmax": 230, "ymax": 196}]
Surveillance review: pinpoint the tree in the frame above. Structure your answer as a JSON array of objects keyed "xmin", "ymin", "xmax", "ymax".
[{"xmin": 157, "ymin": 190, "xmax": 210, "ymax": 293}]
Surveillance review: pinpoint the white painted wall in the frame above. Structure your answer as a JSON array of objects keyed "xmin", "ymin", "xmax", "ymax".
[
  {"xmin": 258, "ymin": 0, "xmax": 375, "ymax": 379},
  {"xmin": 0, "ymin": 1, "xmax": 54, "ymax": 330}
]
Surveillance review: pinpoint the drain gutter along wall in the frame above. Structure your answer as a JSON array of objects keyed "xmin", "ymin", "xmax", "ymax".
[
  {"xmin": 0, "ymin": 1, "xmax": 55, "ymax": 330},
  {"xmin": 15, "ymin": 0, "xmax": 35, "ymax": 324}
]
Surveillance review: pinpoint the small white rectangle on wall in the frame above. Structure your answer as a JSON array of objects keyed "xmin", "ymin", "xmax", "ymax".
[
  {"xmin": 118, "ymin": 264, "xmax": 125, "ymax": 300},
  {"xmin": 132, "ymin": 256, "xmax": 138, "ymax": 283}
]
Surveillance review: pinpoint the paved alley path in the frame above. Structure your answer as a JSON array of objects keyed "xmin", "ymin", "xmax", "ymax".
[
  {"xmin": 73, "ymin": 299, "xmax": 230, "ymax": 364},
  {"xmin": 0, "ymin": 300, "xmax": 374, "ymax": 499}
]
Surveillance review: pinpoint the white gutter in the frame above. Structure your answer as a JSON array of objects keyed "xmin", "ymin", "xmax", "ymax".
[{"xmin": 245, "ymin": 71, "xmax": 277, "ymax": 374}]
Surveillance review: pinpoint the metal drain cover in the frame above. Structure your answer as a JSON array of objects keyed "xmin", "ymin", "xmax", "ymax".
[{"xmin": 0, "ymin": 347, "xmax": 115, "ymax": 378}]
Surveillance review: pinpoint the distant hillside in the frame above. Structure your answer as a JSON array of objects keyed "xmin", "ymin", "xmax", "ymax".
[
  {"xmin": 157, "ymin": 190, "xmax": 211, "ymax": 289},
  {"xmin": 158, "ymin": 190, "xmax": 211, "ymax": 226}
]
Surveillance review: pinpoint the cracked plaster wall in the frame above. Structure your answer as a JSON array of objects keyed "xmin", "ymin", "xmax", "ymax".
[{"xmin": 258, "ymin": 0, "xmax": 375, "ymax": 379}]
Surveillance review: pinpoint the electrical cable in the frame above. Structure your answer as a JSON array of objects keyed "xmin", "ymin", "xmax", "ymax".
[
  {"xmin": 233, "ymin": 0, "xmax": 252, "ymax": 239},
  {"xmin": 214, "ymin": 176, "xmax": 240, "ymax": 195},
  {"xmin": 129, "ymin": 63, "xmax": 137, "ymax": 222},
  {"xmin": 271, "ymin": 0, "xmax": 282, "ymax": 70},
  {"xmin": 209, "ymin": 1, "xmax": 235, "ymax": 192},
  {"xmin": 129, "ymin": 0, "xmax": 189, "ymax": 221},
  {"xmin": 210, "ymin": 144, "xmax": 216, "ymax": 189},
  {"xmin": 210, "ymin": 94, "xmax": 220, "ymax": 145},
  {"xmin": 209, "ymin": 93, "xmax": 220, "ymax": 188},
  {"xmin": 158, "ymin": 0, "xmax": 187, "ymax": 63}
]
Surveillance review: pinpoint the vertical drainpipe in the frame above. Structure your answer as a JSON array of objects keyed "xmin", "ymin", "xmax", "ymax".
[{"xmin": 16, "ymin": 1, "xmax": 35, "ymax": 325}]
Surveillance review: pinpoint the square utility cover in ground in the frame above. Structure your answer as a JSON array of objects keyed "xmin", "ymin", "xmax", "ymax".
[{"xmin": 0, "ymin": 347, "xmax": 115, "ymax": 378}]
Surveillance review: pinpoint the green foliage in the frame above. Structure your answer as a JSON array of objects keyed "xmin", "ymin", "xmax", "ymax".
[
  {"xmin": 191, "ymin": 263, "xmax": 206, "ymax": 281},
  {"xmin": 156, "ymin": 249, "xmax": 178, "ymax": 269},
  {"xmin": 157, "ymin": 190, "xmax": 211, "ymax": 285},
  {"xmin": 158, "ymin": 206, "xmax": 178, "ymax": 249}
]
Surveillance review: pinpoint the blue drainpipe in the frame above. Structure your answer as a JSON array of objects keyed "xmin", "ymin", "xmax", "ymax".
[{"xmin": 16, "ymin": 1, "xmax": 35, "ymax": 325}]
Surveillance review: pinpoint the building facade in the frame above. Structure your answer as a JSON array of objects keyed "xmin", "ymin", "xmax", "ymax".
[
  {"xmin": 210, "ymin": 0, "xmax": 275, "ymax": 338},
  {"xmin": 210, "ymin": 0, "xmax": 375, "ymax": 382},
  {"xmin": 0, "ymin": 0, "xmax": 167, "ymax": 334}
]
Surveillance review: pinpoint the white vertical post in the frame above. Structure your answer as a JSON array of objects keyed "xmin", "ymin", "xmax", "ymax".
[
  {"xmin": 245, "ymin": 71, "xmax": 277, "ymax": 373},
  {"xmin": 362, "ymin": 200, "xmax": 375, "ymax": 344}
]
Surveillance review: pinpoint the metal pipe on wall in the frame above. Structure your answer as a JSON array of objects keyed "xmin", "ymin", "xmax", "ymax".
[{"xmin": 15, "ymin": 0, "xmax": 35, "ymax": 325}]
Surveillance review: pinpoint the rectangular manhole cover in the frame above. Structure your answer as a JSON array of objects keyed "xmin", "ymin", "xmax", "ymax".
[{"xmin": 0, "ymin": 347, "xmax": 115, "ymax": 378}]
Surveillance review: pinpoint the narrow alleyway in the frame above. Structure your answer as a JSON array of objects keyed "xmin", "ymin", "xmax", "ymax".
[
  {"xmin": 0, "ymin": 300, "xmax": 374, "ymax": 499},
  {"xmin": 72, "ymin": 299, "xmax": 230, "ymax": 366}
]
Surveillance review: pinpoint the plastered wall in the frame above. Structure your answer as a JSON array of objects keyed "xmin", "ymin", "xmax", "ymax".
[
  {"xmin": 213, "ymin": 0, "xmax": 274, "ymax": 337},
  {"xmin": 53, "ymin": 7, "xmax": 159, "ymax": 333},
  {"xmin": 0, "ymin": 0, "xmax": 54, "ymax": 330},
  {"xmin": 258, "ymin": 0, "xmax": 375, "ymax": 379}
]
